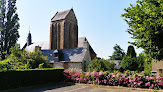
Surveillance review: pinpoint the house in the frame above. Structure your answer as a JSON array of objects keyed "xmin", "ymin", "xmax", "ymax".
[{"xmin": 23, "ymin": 9, "xmax": 96, "ymax": 72}]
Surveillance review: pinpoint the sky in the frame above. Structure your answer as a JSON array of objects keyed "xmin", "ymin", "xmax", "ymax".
[{"xmin": 17, "ymin": 0, "xmax": 143, "ymax": 59}]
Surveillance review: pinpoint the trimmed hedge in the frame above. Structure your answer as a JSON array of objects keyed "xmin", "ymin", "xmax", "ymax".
[{"xmin": 0, "ymin": 68, "xmax": 64, "ymax": 90}]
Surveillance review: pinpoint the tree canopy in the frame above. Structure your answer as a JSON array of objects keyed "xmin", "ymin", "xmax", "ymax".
[
  {"xmin": 121, "ymin": 0, "xmax": 163, "ymax": 60},
  {"xmin": 109, "ymin": 44, "xmax": 125, "ymax": 60},
  {"xmin": 0, "ymin": 0, "xmax": 19, "ymax": 60},
  {"xmin": 86, "ymin": 58, "xmax": 115, "ymax": 72},
  {"xmin": 0, "ymin": 44, "xmax": 51, "ymax": 70},
  {"xmin": 126, "ymin": 45, "xmax": 136, "ymax": 58}
]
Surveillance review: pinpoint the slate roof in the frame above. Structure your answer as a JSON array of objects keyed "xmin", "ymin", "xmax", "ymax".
[
  {"xmin": 78, "ymin": 37, "xmax": 96, "ymax": 55},
  {"xmin": 25, "ymin": 41, "xmax": 49, "ymax": 52},
  {"xmin": 42, "ymin": 48, "xmax": 86, "ymax": 62},
  {"xmin": 51, "ymin": 9, "xmax": 71, "ymax": 22},
  {"xmin": 25, "ymin": 37, "xmax": 96, "ymax": 55},
  {"xmin": 110, "ymin": 60, "xmax": 122, "ymax": 69}
]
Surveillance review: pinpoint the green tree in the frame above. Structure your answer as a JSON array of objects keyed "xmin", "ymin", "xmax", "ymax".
[
  {"xmin": 121, "ymin": 56, "xmax": 138, "ymax": 71},
  {"xmin": 2, "ymin": 44, "xmax": 51, "ymax": 69},
  {"xmin": 126, "ymin": 45, "xmax": 136, "ymax": 58},
  {"xmin": 121, "ymin": 0, "xmax": 163, "ymax": 60},
  {"xmin": 109, "ymin": 44, "xmax": 125, "ymax": 60},
  {"xmin": 86, "ymin": 58, "xmax": 115, "ymax": 72},
  {"xmin": 0, "ymin": 0, "xmax": 19, "ymax": 60}
]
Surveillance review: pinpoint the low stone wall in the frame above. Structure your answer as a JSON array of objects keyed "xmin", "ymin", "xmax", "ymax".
[
  {"xmin": 53, "ymin": 62, "xmax": 82, "ymax": 72},
  {"xmin": 68, "ymin": 62, "xmax": 82, "ymax": 72},
  {"xmin": 152, "ymin": 60, "xmax": 163, "ymax": 74},
  {"xmin": 53, "ymin": 62, "xmax": 64, "ymax": 68}
]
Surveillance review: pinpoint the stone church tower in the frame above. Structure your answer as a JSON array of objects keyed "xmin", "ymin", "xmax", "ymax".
[{"xmin": 50, "ymin": 9, "xmax": 78, "ymax": 49}]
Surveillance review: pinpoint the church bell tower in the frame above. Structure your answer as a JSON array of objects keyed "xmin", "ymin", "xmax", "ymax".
[{"xmin": 50, "ymin": 9, "xmax": 78, "ymax": 50}]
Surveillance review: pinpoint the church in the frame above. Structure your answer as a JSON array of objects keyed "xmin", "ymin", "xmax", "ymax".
[{"xmin": 23, "ymin": 9, "xmax": 96, "ymax": 72}]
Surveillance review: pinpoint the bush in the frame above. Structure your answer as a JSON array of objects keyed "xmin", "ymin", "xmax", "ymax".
[
  {"xmin": 86, "ymin": 58, "xmax": 115, "ymax": 72},
  {"xmin": 1, "ymin": 44, "xmax": 51, "ymax": 70},
  {"xmin": 0, "ymin": 60, "xmax": 11, "ymax": 70},
  {"xmin": 64, "ymin": 70, "xmax": 163, "ymax": 89},
  {"xmin": 121, "ymin": 56, "xmax": 138, "ymax": 71},
  {"xmin": 0, "ymin": 68, "xmax": 64, "ymax": 90}
]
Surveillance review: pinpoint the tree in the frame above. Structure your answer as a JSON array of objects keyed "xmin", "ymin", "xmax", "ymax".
[
  {"xmin": 121, "ymin": 56, "xmax": 138, "ymax": 71},
  {"xmin": 0, "ymin": 0, "xmax": 19, "ymax": 60},
  {"xmin": 126, "ymin": 45, "xmax": 136, "ymax": 58},
  {"xmin": 86, "ymin": 58, "xmax": 115, "ymax": 72},
  {"xmin": 109, "ymin": 44, "xmax": 125, "ymax": 60},
  {"xmin": 1, "ymin": 44, "xmax": 51, "ymax": 69},
  {"xmin": 121, "ymin": 0, "xmax": 163, "ymax": 60}
]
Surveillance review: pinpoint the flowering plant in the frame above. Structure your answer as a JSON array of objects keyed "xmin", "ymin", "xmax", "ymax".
[{"xmin": 63, "ymin": 70, "xmax": 163, "ymax": 89}]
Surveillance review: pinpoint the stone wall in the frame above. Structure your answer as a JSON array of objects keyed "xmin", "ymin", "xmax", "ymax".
[
  {"xmin": 68, "ymin": 62, "xmax": 82, "ymax": 72},
  {"xmin": 152, "ymin": 60, "xmax": 163, "ymax": 74},
  {"xmin": 53, "ymin": 62, "xmax": 64, "ymax": 68},
  {"xmin": 53, "ymin": 62, "xmax": 82, "ymax": 72},
  {"xmin": 50, "ymin": 9, "xmax": 78, "ymax": 50}
]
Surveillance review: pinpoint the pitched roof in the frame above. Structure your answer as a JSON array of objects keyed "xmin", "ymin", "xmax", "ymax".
[
  {"xmin": 25, "ymin": 37, "xmax": 96, "ymax": 54},
  {"xmin": 78, "ymin": 37, "xmax": 96, "ymax": 55},
  {"xmin": 110, "ymin": 60, "xmax": 122, "ymax": 69},
  {"xmin": 51, "ymin": 9, "xmax": 71, "ymax": 21},
  {"xmin": 42, "ymin": 48, "xmax": 86, "ymax": 62},
  {"xmin": 25, "ymin": 41, "xmax": 49, "ymax": 52}
]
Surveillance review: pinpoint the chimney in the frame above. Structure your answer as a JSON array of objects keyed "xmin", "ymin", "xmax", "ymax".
[
  {"xmin": 53, "ymin": 50, "xmax": 59, "ymax": 62},
  {"xmin": 83, "ymin": 41, "xmax": 89, "ymax": 50}
]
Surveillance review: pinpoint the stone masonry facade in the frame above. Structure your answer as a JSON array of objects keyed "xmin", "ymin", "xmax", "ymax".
[{"xmin": 50, "ymin": 9, "xmax": 78, "ymax": 50}]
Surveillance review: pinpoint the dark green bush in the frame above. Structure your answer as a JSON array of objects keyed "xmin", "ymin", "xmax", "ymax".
[
  {"xmin": 0, "ymin": 68, "xmax": 64, "ymax": 90},
  {"xmin": 121, "ymin": 56, "xmax": 138, "ymax": 71},
  {"xmin": 86, "ymin": 58, "xmax": 115, "ymax": 72}
]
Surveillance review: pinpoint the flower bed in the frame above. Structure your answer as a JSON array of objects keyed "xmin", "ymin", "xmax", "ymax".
[{"xmin": 64, "ymin": 70, "xmax": 163, "ymax": 89}]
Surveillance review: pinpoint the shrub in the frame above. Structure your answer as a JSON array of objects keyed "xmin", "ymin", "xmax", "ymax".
[
  {"xmin": 0, "ymin": 68, "xmax": 64, "ymax": 90},
  {"xmin": 86, "ymin": 58, "xmax": 115, "ymax": 72},
  {"xmin": 64, "ymin": 70, "xmax": 163, "ymax": 89},
  {"xmin": 1, "ymin": 44, "xmax": 51, "ymax": 70},
  {"xmin": 121, "ymin": 56, "xmax": 138, "ymax": 71}
]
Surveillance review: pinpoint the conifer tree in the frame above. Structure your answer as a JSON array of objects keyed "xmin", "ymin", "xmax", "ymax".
[
  {"xmin": 0, "ymin": 0, "xmax": 19, "ymax": 60},
  {"xmin": 109, "ymin": 44, "xmax": 125, "ymax": 60},
  {"xmin": 126, "ymin": 45, "xmax": 136, "ymax": 58}
]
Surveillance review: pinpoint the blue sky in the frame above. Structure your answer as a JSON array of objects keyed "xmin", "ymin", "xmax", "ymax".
[{"xmin": 17, "ymin": 0, "xmax": 143, "ymax": 59}]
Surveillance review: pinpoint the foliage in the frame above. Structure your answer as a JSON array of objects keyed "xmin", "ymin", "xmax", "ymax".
[
  {"xmin": 0, "ymin": 0, "xmax": 20, "ymax": 60},
  {"xmin": 126, "ymin": 45, "xmax": 136, "ymax": 58},
  {"xmin": 121, "ymin": 51, "xmax": 152, "ymax": 73},
  {"xmin": 121, "ymin": 0, "xmax": 163, "ymax": 60},
  {"xmin": 121, "ymin": 56, "xmax": 138, "ymax": 71},
  {"xmin": 0, "ymin": 68, "xmax": 64, "ymax": 90},
  {"xmin": 86, "ymin": 58, "xmax": 115, "ymax": 72},
  {"xmin": 64, "ymin": 70, "xmax": 163, "ymax": 89},
  {"xmin": 0, "ymin": 60, "xmax": 11, "ymax": 70},
  {"xmin": 0, "ymin": 44, "xmax": 51, "ymax": 70},
  {"xmin": 109, "ymin": 44, "xmax": 125, "ymax": 60},
  {"xmin": 139, "ymin": 52, "xmax": 152, "ymax": 75}
]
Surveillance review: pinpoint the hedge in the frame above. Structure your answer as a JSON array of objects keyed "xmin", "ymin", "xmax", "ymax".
[{"xmin": 0, "ymin": 68, "xmax": 64, "ymax": 90}]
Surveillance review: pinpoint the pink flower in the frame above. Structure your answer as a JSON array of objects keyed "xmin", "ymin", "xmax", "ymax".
[
  {"xmin": 99, "ymin": 71, "xmax": 104, "ymax": 76},
  {"xmin": 112, "ymin": 75, "xmax": 116, "ymax": 78},
  {"xmin": 91, "ymin": 71, "xmax": 98, "ymax": 76},
  {"xmin": 150, "ymin": 84, "xmax": 154, "ymax": 89},
  {"xmin": 150, "ymin": 77, "xmax": 155, "ymax": 80},
  {"xmin": 134, "ymin": 82, "xmax": 137, "ymax": 85},
  {"xmin": 76, "ymin": 77, "xmax": 79, "ymax": 81},
  {"xmin": 85, "ymin": 72, "xmax": 90, "ymax": 76},
  {"xmin": 145, "ymin": 82, "xmax": 150, "ymax": 86}
]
